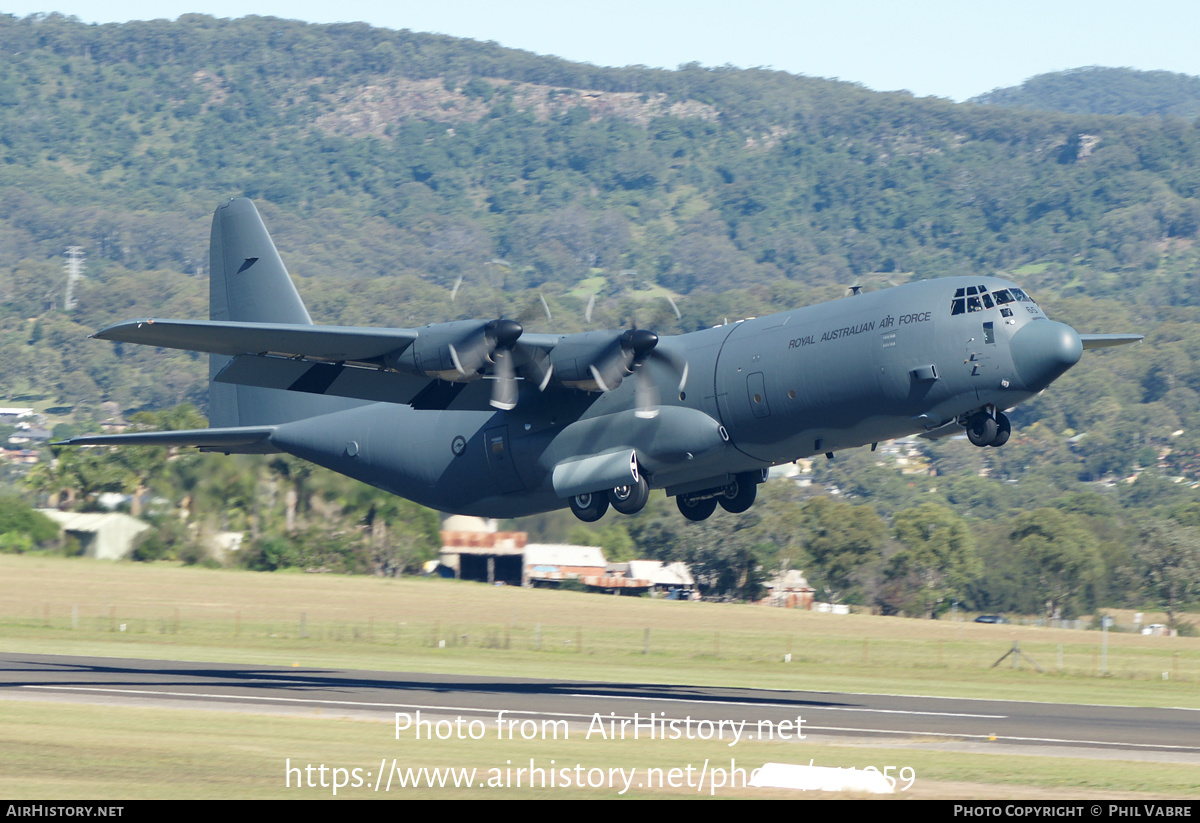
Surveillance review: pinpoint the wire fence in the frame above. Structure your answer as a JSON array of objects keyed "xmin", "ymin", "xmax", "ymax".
[{"xmin": 6, "ymin": 602, "xmax": 1197, "ymax": 683}]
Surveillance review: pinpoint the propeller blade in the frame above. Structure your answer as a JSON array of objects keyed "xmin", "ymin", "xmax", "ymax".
[
  {"xmin": 588, "ymin": 364, "xmax": 612, "ymax": 393},
  {"xmin": 644, "ymin": 344, "xmax": 688, "ymax": 392},
  {"xmin": 513, "ymin": 342, "xmax": 554, "ymax": 392},
  {"xmin": 585, "ymin": 294, "xmax": 596, "ymax": 325},
  {"xmin": 448, "ymin": 343, "xmax": 467, "ymax": 377},
  {"xmin": 634, "ymin": 367, "xmax": 659, "ymax": 419},
  {"xmin": 490, "ymin": 349, "xmax": 517, "ymax": 410}
]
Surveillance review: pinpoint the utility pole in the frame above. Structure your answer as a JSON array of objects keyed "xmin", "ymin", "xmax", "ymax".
[{"xmin": 63, "ymin": 246, "xmax": 85, "ymax": 311}]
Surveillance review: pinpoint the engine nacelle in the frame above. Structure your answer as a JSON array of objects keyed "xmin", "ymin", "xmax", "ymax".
[{"xmin": 385, "ymin": 319, "xmax": 521, "ymax": 382}]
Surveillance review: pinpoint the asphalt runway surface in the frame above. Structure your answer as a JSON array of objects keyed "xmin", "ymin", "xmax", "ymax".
[{"xmin": 3, "ymin": 652, "xmax": 1198, "ymax": 759}]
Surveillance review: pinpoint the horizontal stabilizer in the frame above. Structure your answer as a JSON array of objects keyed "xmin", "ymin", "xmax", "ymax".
[
  {"xmin": 93, "ymin": 319, "xmax": 417, "ymax": 363},
  {"xmin": 1079, "ymin": 334, "xmax": 1143, "ymax": 350},
  {"xmin": 53, "ymin": 426, "xmax": 279, "ymax": 454}
]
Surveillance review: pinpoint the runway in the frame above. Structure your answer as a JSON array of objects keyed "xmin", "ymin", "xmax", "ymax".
[{"xmin": 3, "ymin": 652, "xmax": 1197, "ymax": 758}]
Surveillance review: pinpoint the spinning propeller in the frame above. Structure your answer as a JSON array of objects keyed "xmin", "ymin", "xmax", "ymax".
[{"xmin": 446, "ymin": 318, "xmax": 524, "ymax": 411}]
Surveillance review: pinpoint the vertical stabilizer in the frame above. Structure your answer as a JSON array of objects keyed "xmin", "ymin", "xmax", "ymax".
[
  {"xmin": 210, "ymin": 197, "xmax": 312, "ymax": 327},
  {"xmin": 208, "ymin": 199, "xmax": 356, "ymax": 426}
]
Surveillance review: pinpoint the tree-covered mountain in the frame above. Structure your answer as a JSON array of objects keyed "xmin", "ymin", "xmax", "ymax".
[
  {"xmin": 2, "ymin": 13, "xmax": 1200, "ymax": 618},
  {"xmin": 1, "ymin": 12, "xmax": 1199, "ymax": 473},
  {"xmin": 970, "ymin": 66, "xmax": 1200, "ymax": 120}
]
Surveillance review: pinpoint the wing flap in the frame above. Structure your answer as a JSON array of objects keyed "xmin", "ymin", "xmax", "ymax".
[
  {"xmin": 214, "ymin": 354, "xmax": 499, "ymax": 410},
  {"xmin": 214, "ymin": 355, "xmax": 431, "ymax": 405},
  {"xmin": 93, "ymin": 319, "xmax": 417, "ymax": 362}
]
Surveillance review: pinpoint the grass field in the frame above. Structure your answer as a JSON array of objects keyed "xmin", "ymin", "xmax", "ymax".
[
  {"xmin": 2, "ymin": 699, "xmax": 1197, "ymax": 800},
  {"xmin": 2, "ymin": 554, "xmax": 1198, "ymax": 799}
]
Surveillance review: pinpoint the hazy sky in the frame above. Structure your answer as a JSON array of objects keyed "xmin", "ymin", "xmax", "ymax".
[{"xmin": 4, "ymin": 0, "xmax": 1200, "ymax": 101}]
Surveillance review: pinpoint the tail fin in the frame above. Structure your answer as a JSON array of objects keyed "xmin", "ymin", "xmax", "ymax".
[
  {"xmin": 210, "ymin": 197, "xmax": 312, "ymax": 327},
  {"xmin": 208, "ymin": 199, "xmax": 356, "ymax": 426}
]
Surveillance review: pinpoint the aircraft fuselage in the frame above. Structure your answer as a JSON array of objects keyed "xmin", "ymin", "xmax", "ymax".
[{"xmin": 268, "ymin": 275, "xmax": 1071, "ymax": 517}]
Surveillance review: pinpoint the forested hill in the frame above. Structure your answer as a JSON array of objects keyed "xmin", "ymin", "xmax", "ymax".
[
  {"xmin": 2, "ymin": 12, "xmax": 1200, "ymax": 494},
  {"xmin": 971, "ymin": 67, "xmax": 1200, "ymax": 120},
  {"xmin": 2, "ymin": 13, "xmax": 1198, "ymax": 295}
]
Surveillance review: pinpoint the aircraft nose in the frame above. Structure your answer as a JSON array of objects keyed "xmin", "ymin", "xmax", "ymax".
[{"xmin": 1009, "ymin": 320, "xmax": 1082, "ymax": 391}]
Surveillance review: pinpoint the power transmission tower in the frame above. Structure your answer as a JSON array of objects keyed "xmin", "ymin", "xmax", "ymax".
[{"xmin": 63, "ymin": 246, "xmax": 85, "ymax": 311}]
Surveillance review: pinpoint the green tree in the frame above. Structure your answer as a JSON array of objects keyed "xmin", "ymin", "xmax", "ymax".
[
  {"xmin": 886, "ymin": 503, "xmax": 980, "ymax": 618},
  {"xmin": 799, "ymin": 496, "xmax": 886, "ymax": 603},
  {"xmin": 1136, "ymin": 520, "xmax": 1200, "ymax": 634},
  {"xmin": 1010, "ymin": 509, "xmax": 1103, "ymax": 620},
  {"xmin": 0, "ymin": 496, "xmax": 60, "ymax": 552}
]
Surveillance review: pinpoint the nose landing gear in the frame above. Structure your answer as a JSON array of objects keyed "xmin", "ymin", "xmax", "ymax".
[{"xmin": 966, "ymin": 409, "xmax": 1010, "ymax": 448}]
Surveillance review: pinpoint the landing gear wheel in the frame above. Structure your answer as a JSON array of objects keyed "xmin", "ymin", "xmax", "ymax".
[
  {"xmin": 610, "ymin": 474, "xmax": 650, "ymax": 515},
  {"xmin": 677, "ymin": 494, "xmax": 717, "ymax": 522},
  {"xmin": 569, "ymin": 492, "xmax": 609, "ymax": 522},
  {"xmin": 989, "ymin": 412, "xmax": 1011, "ymax": 447},
  {"xmin": 718, "ymin": 473, "xmax": 758, "ymax": 513},
  {"xmin": 967, "ymin": 412, "xmax": 998, "ymax": 447}
]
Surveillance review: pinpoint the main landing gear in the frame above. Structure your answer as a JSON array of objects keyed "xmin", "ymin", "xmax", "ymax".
[
  {"xmin": 569, "ymin": 469, "xmax": 764, "ymax": 523},
  {"xmin": 966, "ymin": 408, "xmax": 1010, "ymax": 448},
  {"xmin": 675, "ymin": 472, "xmax": 761, "ymax": 522},
  {"xmin": 568, "ymin": 468, "xmax": 652, "ymax": 522}
]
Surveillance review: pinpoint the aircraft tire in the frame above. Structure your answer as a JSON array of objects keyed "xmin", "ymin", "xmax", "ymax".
[
  {"xmin": 989, "ymin": 412, "xmax": 1011, "ymax": 447},
  {"xmin": 966, "ymin": 412, "xmax": 998, "ymax": 447},
  {"xmin": 570, "ymin": 492, "xmax": 609, "ymax": 522},
  {"xmin": 610, "ymin": 475, "xmax": 650, "ymax": 515},
  {"xmin": 677, "ymin": 494, "xmax": 717, "ymax": 522},
  {"xmin": 718, "ymin": 473, "xmax": 758, "ymax": 513}
]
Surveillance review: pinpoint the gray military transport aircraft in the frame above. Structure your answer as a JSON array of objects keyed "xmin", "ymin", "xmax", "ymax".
[{"xmin": 57, "ymin": 198, "xmax": 1142, "ymax": 522}]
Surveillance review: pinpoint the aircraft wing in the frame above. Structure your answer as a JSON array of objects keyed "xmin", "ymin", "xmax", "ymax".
[
  {"xmin": 93, "ymin": 319, "xmax": 418, "ymax": 363},
  {"xmin": 1079, "ymin": 334, "xmax": 1143, "ymax": 350},
  {"xmin": 95, "ymin": 318, "xmax": 564, "ymax": 411}
]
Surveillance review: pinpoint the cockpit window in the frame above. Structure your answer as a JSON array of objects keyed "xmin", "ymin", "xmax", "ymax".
[{"xmin": 950, "ymin": 284, "xmax": 1036, "ymax": 316}]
